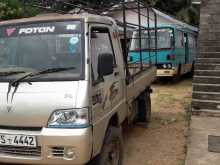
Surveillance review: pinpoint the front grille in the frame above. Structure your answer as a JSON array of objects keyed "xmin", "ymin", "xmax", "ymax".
[
  {"xmin": 0, "ymin": 126, "xmax": 42, "ymax": 131},
  {"xmin": 0, "ymin": 145, "xmax": 41, "ymax": 157},
  {"xmin": 51, "ymin": 147, "xmax": 64, "ymax": 157}
]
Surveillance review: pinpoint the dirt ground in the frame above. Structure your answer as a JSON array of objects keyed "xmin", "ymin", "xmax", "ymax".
[{"xmin": 123, "ymin": 77, "xmax": 192, "ymax": 165}]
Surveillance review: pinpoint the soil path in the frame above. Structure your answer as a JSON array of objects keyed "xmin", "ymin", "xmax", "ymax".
[{"xmin": 124, "ymin": 78, "xmax": 192, "ymax": 165}]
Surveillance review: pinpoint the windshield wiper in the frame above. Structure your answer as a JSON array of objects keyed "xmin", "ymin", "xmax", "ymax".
[
  {"xmin": 0, "ymin": 71, "xmax": 26, "ymax": 76},
  {"xmin": 11, "ymin": 67, "xmax": 76, "ymax": 87}
]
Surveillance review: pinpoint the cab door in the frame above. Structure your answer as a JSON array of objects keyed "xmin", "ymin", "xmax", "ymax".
[{"xmin": 89, "ymin": 24, "xmax": 123, "ymax": 156}]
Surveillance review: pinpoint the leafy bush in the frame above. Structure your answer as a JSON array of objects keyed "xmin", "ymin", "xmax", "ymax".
[
  {"xmin": 0, "ymin": 0, "xmax": 23, "ymax": 20},
  {"xmin": 0, "ymin": 0, "xmax": 41, "ymax": 20},
  {"xmin": 154, "ymin": 0, "xmax": 200, "ymax": 25},
  {"xmin": 0, "ymin": 0, "xmax": 199, "ymax": 25}
]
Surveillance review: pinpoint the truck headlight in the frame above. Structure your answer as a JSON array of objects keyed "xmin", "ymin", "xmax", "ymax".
[{"xmin": 48, "ymin": 108, "xmax": 89, "ymax": 128}]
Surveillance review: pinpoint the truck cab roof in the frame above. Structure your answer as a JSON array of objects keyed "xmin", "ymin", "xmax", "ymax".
[{"xmin": 0, "ymin": 13, "xmax": 116, "ymax": 26}]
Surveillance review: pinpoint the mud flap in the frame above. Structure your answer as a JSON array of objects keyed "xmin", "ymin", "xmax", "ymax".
[{"xmin": 138, "ymin": 92, "xmax": 147, "ymax": 123}]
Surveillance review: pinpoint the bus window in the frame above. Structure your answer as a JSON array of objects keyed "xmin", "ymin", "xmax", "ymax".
[
  {"xmin": 157, "ymin": 29, "xmax": 173, "ymax": 49},
  {"xmin": 176, "ymin": 31, "xmax": 184, "ymax": 48},
  {"xmin": 188, "ymin": 35, "xmax": 195, "ymax": 48},
  {"xmin": 130, "ymin": 28, "xmax": 174, "ymax": 50}
]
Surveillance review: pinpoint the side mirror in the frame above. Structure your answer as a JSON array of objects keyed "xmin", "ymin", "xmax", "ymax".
[{"xmin": 98, "ymin": 53, "xmax": 114, "ymax": 77}]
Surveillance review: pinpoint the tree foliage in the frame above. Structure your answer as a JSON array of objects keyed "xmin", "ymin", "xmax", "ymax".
[
  {"xmin": 0, "ymin": 0, "xmax": 41, "ymax": 20},
  {"xmin": 153, "ymin": 0, "xmax": 200, "ymax": 25},
  {"xmin": 0, "ymin": 0, "xmax": 200, "ymax": 25},
  {"xmin": 0, "ymin": 0, "xmax": 23, "ymax": 20}
]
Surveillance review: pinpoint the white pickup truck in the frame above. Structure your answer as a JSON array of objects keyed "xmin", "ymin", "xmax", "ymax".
[{"xmin": 0, "ymin": 13, "xmax": 156, "ymax": 165}]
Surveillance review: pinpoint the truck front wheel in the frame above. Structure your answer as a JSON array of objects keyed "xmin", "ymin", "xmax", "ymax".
[{"xmin": 91, "ymin": 126, "xmax": 123, "ymax": 165}]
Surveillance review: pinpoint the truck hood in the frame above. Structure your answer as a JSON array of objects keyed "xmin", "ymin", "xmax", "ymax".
[{"xmin": 0, "ymin": 81, "xmax": 81, "ymax": 127}]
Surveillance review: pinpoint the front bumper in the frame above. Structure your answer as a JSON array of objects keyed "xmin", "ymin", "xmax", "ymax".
[
  {"xmin": 0, "ymin": 127, "xmax": 92, "ymax": 165},
  {"xmin": 157, "ymin": 69, "xmax": 177, "ymax": 77}
]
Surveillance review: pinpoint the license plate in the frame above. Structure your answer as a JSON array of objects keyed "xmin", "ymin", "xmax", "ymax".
[{"xmin": 0, "ymin": 134, "xmax": 37, "ymax": 147}]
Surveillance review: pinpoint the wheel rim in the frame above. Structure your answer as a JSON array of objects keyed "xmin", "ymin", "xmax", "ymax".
[{"xmin": 105, "ymin": 139, "xmax": 120, "ymax": 165}]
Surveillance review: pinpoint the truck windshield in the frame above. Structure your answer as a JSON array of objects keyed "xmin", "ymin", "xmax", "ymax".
[
  {"xmin": 130, "ymin": 28, "xmax": 173, "ymax": 51},
  {"xmin": 0, "ymin": 20, "xmax": 84, "ymax": 81}
]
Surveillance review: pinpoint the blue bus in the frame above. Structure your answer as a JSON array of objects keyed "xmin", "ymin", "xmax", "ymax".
[{"xmin": 129, "ymin": 25, "xmax": 198, "ymax": 78}]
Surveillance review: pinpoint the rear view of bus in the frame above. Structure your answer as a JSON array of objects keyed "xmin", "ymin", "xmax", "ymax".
[{"xmin": 129, "ymin": 25, "xmax": 197, "ymax": 78}]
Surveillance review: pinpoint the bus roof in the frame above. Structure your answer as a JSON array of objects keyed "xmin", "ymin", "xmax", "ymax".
[
  {"xmin": 146, "ymin": 24, "xmax": 198, "ymax": 35},
  {"xmin": 0, "ymin": 13, "xmax": 115, "ymax": 27}
]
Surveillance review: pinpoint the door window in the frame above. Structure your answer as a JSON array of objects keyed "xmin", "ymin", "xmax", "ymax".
[
  {"xmin": 90, "ymin": 27, "xmax": 115, "ymax": 81},
  {"xmin": 188, "ymin": 35, "xmax": 195, "ymax": 48},
  {"xmin": 176, "ymin": 31, "xmax": 184, "ymax": 48}
]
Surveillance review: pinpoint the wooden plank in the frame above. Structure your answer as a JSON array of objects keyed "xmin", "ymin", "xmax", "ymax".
[
  {"xmin": 194, "ymin": 70, "xmax": 220, "ymax": 77},
  {"xmin": 194, "ymin": 84, "xmax": 220, "ymax": 93},
  {"xmin": 193, "ymin": 76, "xmax": 220, "ymax": 84},
  {"xmin": 192, "ymin": 99, "xmax": 220, "ymax": 111}
]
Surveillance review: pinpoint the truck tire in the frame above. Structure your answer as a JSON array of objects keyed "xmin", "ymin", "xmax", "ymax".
[
  {"xmin": 91, "ymin": 126, "xmax": 123, "ymax": 165},
  {"xmin": 138, "ymin": 91, "xmax": 151, "ymax": 124}
]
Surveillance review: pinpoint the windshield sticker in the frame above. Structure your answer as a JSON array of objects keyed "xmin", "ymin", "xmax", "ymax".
[
  {"xmin": 69, "ymin": 36, "xmax": 79, "ymax": 45},
  {"xmin": 6, "ymin": 28, "xmax": 16, "ymax": 37},
  {"xmin": 69, "ymin": 36, "xmax": 80, "ymax": 54},
  {"xmin": 66, "ymin": 24, "xmax": 77, "ymax": 30},
  {"xmin": 19, "ymin": 26, "xmax": 55, "ymax": 35},
  {"xmin": 0, "ymin": 21, "xmax": 82, "ymax": 38}
]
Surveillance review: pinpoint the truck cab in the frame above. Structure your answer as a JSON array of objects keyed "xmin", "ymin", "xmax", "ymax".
[{"xmin": 0, "ymin": 13, "xmax": 156, "ymax": 165}]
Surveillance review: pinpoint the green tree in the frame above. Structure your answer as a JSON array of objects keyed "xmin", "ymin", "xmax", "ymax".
[
  {"xmin": 0, "ymin": 0, "xmax": 199, "ymax": 25},
  {"xmin": 153, "ymin": 0, "xmax": 199, "ymax": 25},
  {"xmin": 0, "ymin": 0, "xmax": 23, "ymax": 20},
  {"xmin": 0, "ymin": 0, "xmax": 41, "ymax": 20},
  {"xmin": 177, "ymin": 6, "xmax": 200, "ymax": 25}
]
